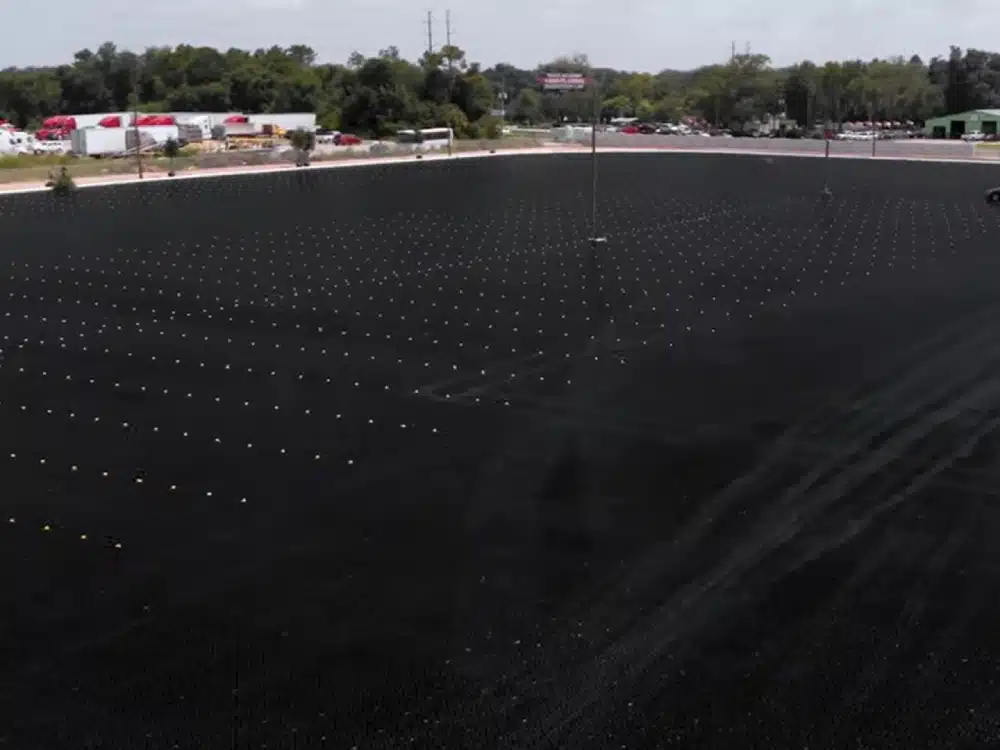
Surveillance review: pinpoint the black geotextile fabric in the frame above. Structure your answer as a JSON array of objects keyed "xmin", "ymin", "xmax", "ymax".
[{"xmin": 4, "ymin": 153, "xmax": 1000, "ymax": 748}]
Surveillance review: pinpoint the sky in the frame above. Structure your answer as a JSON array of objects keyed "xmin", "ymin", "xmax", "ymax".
[{"xmin": 1, "ymin": 0, "xmax": 995, "ymax": 71}]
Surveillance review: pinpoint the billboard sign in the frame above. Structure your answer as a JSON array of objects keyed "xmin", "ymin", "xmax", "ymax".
[{"xmin": 537, "ymin": 72, "xmax": 589, "ymax": 91}]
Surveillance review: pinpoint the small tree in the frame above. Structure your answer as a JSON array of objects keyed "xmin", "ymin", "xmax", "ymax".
[
  {"xmin": 288, "ymin": 128, "xmax": 316, "ymax": 167},
  {"xmin": 48, "ymin": 166, "xmax": 76, "ymax": 196},
  {"xmin": 163, "ymin": 138, "xmax": 180, "ymax": 176},
  {"xmin": 472, "ymin": 116, "xmax": 503, "ymax": 139}
]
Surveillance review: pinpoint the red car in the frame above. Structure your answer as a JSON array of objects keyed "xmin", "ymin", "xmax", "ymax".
[{"xmin": 335, "ymin": 133, "xmax": 362, "ymax": 146}]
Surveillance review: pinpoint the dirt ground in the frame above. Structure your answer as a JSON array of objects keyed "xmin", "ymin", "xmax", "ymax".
[{"xmin": 0, "ymin": 135, "xmax": 551, "ymax": 189}]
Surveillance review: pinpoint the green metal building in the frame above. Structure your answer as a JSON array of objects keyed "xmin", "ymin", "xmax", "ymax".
[{"xmin": 923, "ymin": 109, "xmax": 1000, "ymax": 138}]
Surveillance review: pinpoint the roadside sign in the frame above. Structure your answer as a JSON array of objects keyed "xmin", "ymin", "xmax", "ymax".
[{"xmin": 537, "ymin": 73, "xmax": 589, "ymax": 91}]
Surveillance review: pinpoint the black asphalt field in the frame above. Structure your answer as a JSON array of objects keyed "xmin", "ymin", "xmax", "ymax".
[{"xmin": 4, "ymin": 153, "xmax": 1000, "ymax": 748}]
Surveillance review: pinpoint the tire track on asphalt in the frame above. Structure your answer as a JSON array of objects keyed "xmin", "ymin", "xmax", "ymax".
[
  {"xmin": 525, "ymin": 404, "xmax": 1000, "ymax": 747},
  {"xmin": 844, "ymin": 497, "xmax": 983, "ymax": 710},
  {"xmin": 768, "ymin": 524, "xmax": 906, "ymax": 688},
  {"xmin": 379, "ymin": 303, "xmax": 1000, "ymax": 749},
  {"xmin": 508, "ymin": 317, "xmax": 1000, "ymax": 748},
  {"xmin": 551, "ymin": 311, "xmax": 1000, "ymax": 632}
]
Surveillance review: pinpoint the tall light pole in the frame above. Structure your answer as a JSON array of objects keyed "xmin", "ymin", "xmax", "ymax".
[
  {"xmin": 588, "ymin": 67, "xmax": 606, "ymax": 246},
  {"xmin": 538, "ymin": 68, "xmax": 605, "ymax": 245},
  {"xmin": 590, "ymin": 75, "xmax": 599, "ymax": 243},
  {"xmin": 131, "ymin": 66, "xmax": 144, "ymax": 179}
]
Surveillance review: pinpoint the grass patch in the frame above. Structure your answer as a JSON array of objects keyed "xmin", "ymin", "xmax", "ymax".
[
  {"xmin": 48, "ymin": 168, "xmax": 76, "ymax": 196},
  {"xmin": 0, "ymin": 153, "xmax": 76, "ymax": 170}
]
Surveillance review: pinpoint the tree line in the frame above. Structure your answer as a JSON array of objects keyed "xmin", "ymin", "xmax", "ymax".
[{"xmin": 1, "ymin": 42, "xmax": 998, "ymax": 136}]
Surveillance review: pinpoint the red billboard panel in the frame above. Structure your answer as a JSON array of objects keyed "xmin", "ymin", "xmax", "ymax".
[{"xmin": 537, "ymin": 73, "xmax": 589, "ymax": 91}]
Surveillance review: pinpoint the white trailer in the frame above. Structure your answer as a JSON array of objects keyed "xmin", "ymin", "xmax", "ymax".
[
  {"xmin": 171, "ymin": 112, "xmax": 245, "ymax": 128},
  {"xmin": 71, "ymin": 127, "xmax": 128, "ymax": 156},
  {"xmin": 72, "ymin": 112, "xmax": 133, "ymax": 129},
  {"xmin": 223, "ymin": 122, "xmax": 263, "ymax": 137},
  {"xmin": 137, "ymin": 125, "xmax": 180, "ymax": 145},
  {"xmin": 177, "ymin": 115, "xmax": 211, "ymax": 140},
  {"xmin": 247, "ymin": 113, "xmax": 316, "ymax": 132},
  {"xmin": 123, "ymin": 126, "xmax": 181, "ymax": 151},
  {"xmin": 396, "ymin": 127, "xmax": 454, "ymax": 151}
]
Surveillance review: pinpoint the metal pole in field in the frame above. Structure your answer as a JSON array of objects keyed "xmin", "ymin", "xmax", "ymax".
[
  {"xmin": 821, "ymin": 137, "xmax": 832, "ymax": 200},
  {"xmin": 539, "ymin": 69, "xmax": 606, "ymax": 244},
  {"xmin": 132, "ymin": 71, "xmax": 143, "ymax": 179},
  {"xmin": 133, "ymin": 110, "xmax": 143, "ymax": 179},
  {"xmin": 588, "ymin": 71, "xmax": 606, "ymax": 246},
  {"xmin": 591, "ymin": 82, "xmax": 598, "ymax": 240}
]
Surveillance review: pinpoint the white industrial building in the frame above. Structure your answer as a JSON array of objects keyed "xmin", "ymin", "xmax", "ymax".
[
  {"xmin": 47, "ymin": 111, "xmax": 318, "ymax": 157},
  {"xmin": 64, "ymin": 111, "xmax": 316, "ymax": 132}
]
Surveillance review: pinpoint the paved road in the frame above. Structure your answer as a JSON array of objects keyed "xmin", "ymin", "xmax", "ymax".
[{"xmin": 587, "ymin": 133, "xmax": 987, "ymax": 161}]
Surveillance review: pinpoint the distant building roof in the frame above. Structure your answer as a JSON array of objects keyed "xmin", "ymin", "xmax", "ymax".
[{"xmin": 925, "ymin": 109, "xmax": 1000, "ymax": 124}]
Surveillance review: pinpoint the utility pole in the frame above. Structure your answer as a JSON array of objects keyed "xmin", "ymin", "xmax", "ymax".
[
  {"xmin": 424, "ymin": 11, "xmax": 433, "ymax": 56},
  {"xmin": 445, "ymin": 10, "xmax": 453, "ymax": 72},
  {"xmin": 588, "ymin": 68, "xmax": 605, "ymax": 247},
  {"xmin": 131, "ymin": 69, "xmax": 143, "ymax": 179}
]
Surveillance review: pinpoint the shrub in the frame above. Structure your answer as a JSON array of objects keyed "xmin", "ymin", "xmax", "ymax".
[
  {"xmin": 0, "ymin": 153, "xmax": 73, "ymax": 170},
  {"xmin": 49, "ymin": 167, "xmax": 76, "ymax": 196},
  {"xmin": 288, "ymin": 128, "xmax": 316, "ymax": 166},
  {"xmin": 477, "ymin": 116, "xmax": 504, "ymax": 139},
  {"xmin": 288, "ymin": 128, "xmax": 316, "ymax": 152},
  {"xmin": 163, "ymin": 138, "xmax": 180, "ymax": 176}
]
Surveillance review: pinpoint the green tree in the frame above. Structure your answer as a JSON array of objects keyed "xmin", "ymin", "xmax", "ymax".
[
  {"xmin": 288, "ymin": 128, "xmax": 315, "ymax": 166},
  {"xmin": 162, "ymin": 137, "xmax": 180, "ymax": 176},
  {"xmin": 4, "ymin": 39, "xmax": 1000, "ymax": 144},
  {"xmin": 510, "ymin": 88, "xmax": 542, "ymax": 123}
]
